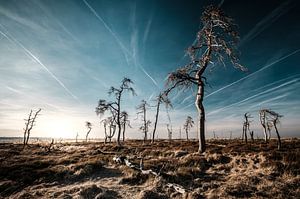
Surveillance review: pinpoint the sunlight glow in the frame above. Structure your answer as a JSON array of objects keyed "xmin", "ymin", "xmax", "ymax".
[{"xmin": 38, "ymin": 115, "xmax": 79, "ymax": 138}]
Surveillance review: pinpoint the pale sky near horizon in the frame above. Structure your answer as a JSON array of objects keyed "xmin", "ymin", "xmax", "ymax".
[{"xmin": 0, "ymin": 0, "xmax": 300, "ymax": 140}]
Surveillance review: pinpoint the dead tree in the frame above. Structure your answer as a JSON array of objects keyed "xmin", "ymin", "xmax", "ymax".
[
  {"xmin": 120, "ymin": 111, "xmax": 131, "ymax": 142},
  {"xmin": 183, "ymin": 116, "xmax": 194, "ymax": 141},
  {"xmin": 137, "ymin": 100, "xmax": 151, "ymax": 142},
  {"xmin": 85, "ymin": 121, "xmax": 92, "ymax": 142},
  {"xmin": 259, "ymin": 110, "xmax": 268, "ymax": 142},
  {"xmin": 76, "ymin": 132, "xmax": 79, "ymax": 143},
  {"xmin": 242, "ymin": 113, "xmax": 252, "ymax": 143},
  {"xmin": 96, "ymin": 77, "xmax": 136, "ymax": 146},
  {"xmin": 165, "ymin": 6, "xmax": 246, "ymax": 152},
  {"xmin": 260, "ymin": 109, "xmax": 283, "ymax": 150},
  {"xmin": 23, "ymin": 108, "xmax": 41, "ymax": 147},
  {"xmin": 249, "ymin": 131, "xmax": 254, "ymax": 142},
  {"xmin": 101, "ymin": 116, "xmax": 116, "ymax": 143},
  {"xmin": 152, "ymin": 92, "xmax": 172, "ymax": 143}
]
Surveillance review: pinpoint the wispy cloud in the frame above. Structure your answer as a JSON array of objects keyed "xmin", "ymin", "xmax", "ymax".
[
  {"xmin": 207, "ymin": 78, "xmax": 300, "ymax": 116},
  {"xmin": 0, "ymin": 26, "xmax": 79, "ymax": 102},
  {"xmin": 82, "ymin": 0, "xmax": 158, "ymax": 87},
  {"xmin": 205, "ymin": 49, "xmax": 300, "ymax": 99},
  {"xmin": 143, "ymin": 13, "xmax": 153, "ymax": 45}
]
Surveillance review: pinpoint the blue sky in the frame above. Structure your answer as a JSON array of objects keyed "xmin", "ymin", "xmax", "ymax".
[{"xmin": 0, "ymin": 0, "xmax": 299, "ymax": 139}]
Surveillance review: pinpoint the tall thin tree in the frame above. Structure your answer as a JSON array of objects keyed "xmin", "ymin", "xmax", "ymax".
[
  {"xmin": 165, "ymin": 6, "xmax": 246, "ymax": 152},
  {"xmin": 120, "ymin": 111, "xmax": 131, "ymax": 142},
  {"xmin": 85, "ymin": 121, "xmax": 92, "ymax": 142},
  {"xmin": 183, "ymin": 116, "xmax": 194, "ymax": 141},
  {"xmin": 137, "ymin": 100, "xmax": 151, "ymax": 142},
  {"xmin": 152, "ymin": 92, "xmax": 172, "ymax": 143}
]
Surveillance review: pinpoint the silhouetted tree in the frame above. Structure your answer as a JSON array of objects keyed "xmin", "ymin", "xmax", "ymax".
[
  {"xmin": 23, "ymin": 108, "xmax": 41, "ymax": 147},
  {"xmin": 165, "ymin": 6, "xmax": 246, "ymax": 153},
  {"xmin": 152, "ymin": 92, "xmax": 172, "ymax": 143},
  {"xmin": 96, "ymin": 78, "xmax": 135, "ymax": 146},
  {"xmin": 183, "ymin": 116, "xmax": 194, "ymax": 141},
  {"xmin": 242, "ymin": 113, "xmax": 252, "ymax": 143},
  {"xmin": 137, "ymin": 100, "xmax": 151, "ymax": 142},
  {"xmin": 76, "ymin": 132, "xmax": 79, "ymax": 143},
  {"xmin": 85, "ymin": 121, "xmax": 92, "ymax": 142},
  {"xmin": 249, "ymin": 131, "xmax": 254, "ymax": 142}
]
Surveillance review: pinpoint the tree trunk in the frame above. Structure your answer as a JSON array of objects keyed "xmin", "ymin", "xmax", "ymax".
[
  {"xmin": 267, "ymin": 128, "xmax": 271, "ymax": 141},
  {"xmin": 152, "ymin": 100, "xmax": 160, "ymax": 143},
  {"xmin": 26, "ymin": 132, "xmax": 30, "ymax": 145},
  {"xmin": 195, "ymin": 82, "xmax": 205, "ymax": 153},
  {"xmin": 244, "ymin": 125, "xmax": 248, "ymax": 144},
  {"xmin": 116, "ymin": 97, "xmax": 121, "ymax": 146},
  {"xmin": 86, "ymin": 128, "xmax": 91, "ymax": 142},
  {"xmin": 250, "ymin": 131, "xmax": 254, "ymax": 142},
  {"xmin": 186, "ymin": 129, "xmax": 189, "ymax": 141},
  {"xmin": 242, "ymin": 124, "xmax": 245, "ymax": 141},
  {"xmin": 122, "ymin": 124, "xmax": 126, "ymax": 142},
  {"xmin": 262, "ymin": 124, "xmax": 268, "ymax": 142},
  {"xmin": 143, "ymin": 106, "xmax": 147, "ymax": 142},
  {"xmin": 274, "ymin": 122, "xmax": 281, "ymax": 150},
  {"xmin": 23, "ymin": 131, "xmax": 27, "ymax": 146}
]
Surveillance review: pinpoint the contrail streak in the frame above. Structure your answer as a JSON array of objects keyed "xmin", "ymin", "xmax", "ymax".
[
  {"xmin": 83, "ymin": 0, "xmax": 158, "ymax": 87},
  {"xmin": 140, "ymin": 66, "xmax": 158, "ymax": 86},
  {"xmin": 207, "ymin": 78, "xmax": 300, "ymax": 116},
  {"xmin": 82, "ymin": 0, "xmax": 130, "ymax": 55},
  {"xmin": 249, "ymin": 93, "xmax": 289, "ymax": 109},
  {"xmin": 4, "ymin": 85, "xmax": 63, "ymax": 110},
  {"xmin": 0, "ymin": 28, "xmax": 79, "ymax": 101},
  {"xmin": 240, "ymin": 0, "xmax": 292, "ymax": 46},
  {"xmin": 205, "ymin": 49, "xmax": 300, "ymax": 99}
]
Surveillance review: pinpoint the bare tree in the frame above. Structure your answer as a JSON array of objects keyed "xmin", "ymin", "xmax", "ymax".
[
  {"xmin": 96, "ymin": 77, "xmax": 135, "ymax": 146},
  {"xmin": 101, "ymin": 116, "xmax": 116, "ymax": 143},
  {"xmin": 23, "ymin": 108, "xmax": 41, "ymax": 147},
  {"xmin": 183, "ymin": 116, "xmax": 194, "ymax": 141},
  {"xmin": 120, "ymin": 111, "xmax": 131, "ymax": 142},
  {"xmin": 259, "ymin": 109, "xmax": 283, "ymax": 149},
  {"xmin": 152, "ymin": 92, "xmax": 172, "ymax": 143},
  {"xmin": 76, "ymin": 132, "xmax": 79, "ymax": 143},
  {"xmin": 242, "ymin": 113, "xmax": 252, "ymax": 143},
  {"xmin": 137, "ymin": 100, "xmax": 151, "ymax": 142},
  {"xmin": 249, "ymin": 131, "xmax": 254, "ymax": 142},
  {"xmin": 259, "ymin": 110, "xmax": 268, "ymax": 142},
  {"xmin": 85, "ymin": 121, "xmax": 92, "ymax": 142},
  {"xmin": 165, "ymin": 6, "xmax": 246, "ymax": 152}
]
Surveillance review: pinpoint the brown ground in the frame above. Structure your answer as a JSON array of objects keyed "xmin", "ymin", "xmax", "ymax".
[{"xmin": 0, "ymin": 139, "xmax": 299, "ymax": 199}]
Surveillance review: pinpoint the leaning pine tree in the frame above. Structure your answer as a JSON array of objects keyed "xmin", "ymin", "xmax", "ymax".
[{"xmin": 166, "ymin": 6, "xmax": 247, "ymax": 152}]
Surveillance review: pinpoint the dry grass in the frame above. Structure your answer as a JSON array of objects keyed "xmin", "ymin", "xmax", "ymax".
[{"xmin": 0, "ymin": 138, "xmax": 299, "ymax": 198}]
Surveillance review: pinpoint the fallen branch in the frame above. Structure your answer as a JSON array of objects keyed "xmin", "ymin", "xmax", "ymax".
[
  {"xmin": 112, "ymin": 155, "xmax": 187, "ymax": 194},
  {"xmin": 166, "ymin": 183, "xmax": 186, "ymax": 194}
]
